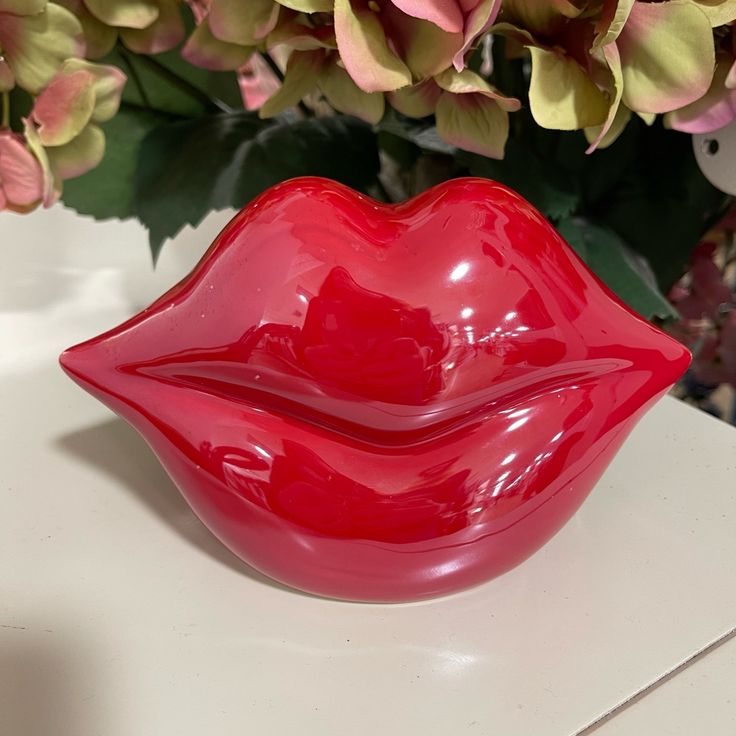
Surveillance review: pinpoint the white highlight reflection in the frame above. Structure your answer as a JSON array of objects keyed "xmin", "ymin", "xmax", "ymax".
[{"xmin": 450, "ymin": 262, "xmax": 470, "ymax": 282}]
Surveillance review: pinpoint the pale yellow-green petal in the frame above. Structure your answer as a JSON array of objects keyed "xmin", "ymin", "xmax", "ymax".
[
  {"xmin": 528, "ymin": 46, "xmax": 608, "ymax": 130},
  {"xmin": 275, "ymin": 0, "xmax": 332, "ymax": 11},
  {"xmin": 47, "ymin": 122, "xmax": 105, "ymax": 180},
  {"xmin": 54, "ymin": 0, "xmax": 118, "ymax": 58},
  {"xmin": 618, "ymin": 0, "xmax": 715, "ymax": 114},
  {"xmin": 435, "ymin": 67, "xmax": 521, "ymax": 111},
  {"xmin": 593, "ymin": 0, "xmax": 635, "ymax": 47},
  {"xmin": 436, "ymin": 91, "xmax": 509, "ymax": 158},
  {"xmin": 61, "ymin": 58, "xmax": 126, "ymax": 123},
  {"xmin": 585, "ymin": 42, "xmax": 624, "ymax": 152},
  {"xmin": 23, "ymin": 119, "xmax": 59, "ymax": 206},
  {"xmin": 585, "ymin": 104, "xmax": 631, "ymax": 150},
  {"xmin": 318, "ymin": 60, "xmax": 385, "ymax": 124},
  {"xmin": 334, "ymin": 0, "xmax": 411, "ymax": 93},
  {"xmin": 34, "ymin": 70, "xmax": 96, "ymax": 147},
  {"xmin": 182, "ymin": 17, "xmax": 254, "ymax": 71},
  {"xmin": 2, "ymin": 3, "xmax": 85, "ymax": 94},
  {"xmin": 500, "ymin": 0, "xmax": 582, "ymax": 35},
  {"xmin": 690, "ymin": 0, "xmax": 736, "ymax": 27},
  {"xmin": 209, "ymin": 0, "xmax": 280, "ymax": 45},
  {"xmin": 120, "ymin": 0, "xmax": 185, "ymax": 54},
  {"xmin": 0, "ymin": 0, "xmax": 46, "ymax": 14},
  {"xmin": 487, "ymin": 21, "xmax": 537, "ymax": 47},
  {"xmin": 259, "ymin": 49, "xmax": 323, "ymax": 118},
  {"xmin": 268, "ymin": 21, "xmax": 336, "ymax": 51},
  {"xmin": 388, "ymin": 11, "xmax": 462, "ymax": 82},
  {"xmin": 387, "ymin": 79, "xmax": 440, "ymax": 118},
  {"xmin": 85, "ymin": 0, "xmax": 159, "ymax": 29}
]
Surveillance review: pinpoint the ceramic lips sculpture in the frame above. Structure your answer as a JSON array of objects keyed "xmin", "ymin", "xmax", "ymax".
[{"xmin": 60, "ymin": 177, "xmax": 690, "ymax": 602}]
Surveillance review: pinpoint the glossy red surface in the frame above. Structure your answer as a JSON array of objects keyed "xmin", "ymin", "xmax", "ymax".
[{"xmin": 60, "ymin": 177, "xmax": 691, "ymax": 602}]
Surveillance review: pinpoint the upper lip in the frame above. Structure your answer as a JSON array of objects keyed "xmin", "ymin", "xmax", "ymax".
[{"xmin": 59, "ymin": 176, "xmax": 690, "ymax": 592}]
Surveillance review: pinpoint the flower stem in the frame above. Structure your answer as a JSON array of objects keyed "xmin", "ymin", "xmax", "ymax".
[
  {"xmin": 118, "ymin": 49, "xmax": 153, "ymax": 111},
  {"xmin": 260, "ymin": 53, "xmax": 284, "ymax": 83},
  {"xmin": 1, "ymin": 91, "xmax": 9, "ymax": 129}
]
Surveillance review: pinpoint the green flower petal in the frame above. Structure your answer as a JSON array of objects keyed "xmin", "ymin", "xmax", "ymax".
[
  {"xmin": 500, "ymin": 0, "xmax": 582, "ymax": 36},
  {"xmin": 268, "ymin": 20, "xmax": 336, "ymax": 51},
  {"xmin": 618, "ymin": 0, "xmax": 715, "ymax": 114},
  {"xmin": 55, "ymin": 0, "xmax": 118, "ymax": 58},
  {"xmin": 593, "ymin": 0, "xmax": 634, "ymax": 47},
  {"xmin": 209, "ymin": 0, "xmax": 280, "ymax": 45},
  {"xmin": 182, "ymin": 17, "xmax": 254, "ymax": 71},
  {"xmin": 120, "ymin": 0, "xmax": 185, "ymax": 54},
  {"xmin": 84, "ymin": 0, "xmax": 159, "ymax": 30},
  {"xmin": 691, "ymin": 0, "xmax": 736, "ymax": 27},
  {"xmin": 387, "ymin": 79, "xmax": 440, "ymax": 118},
  {"xmin": 435, "ymin": 90, "xmax": 509, "ymax": 158},
  {"xmin": 23, "ymin": 119, "xmax": 58, "ymax": 206},
  {"xmin": 61, "ymin": 58, "xmax": 126, "ymax": 123},
  {"xmin": 665, "ymin": 55, "xmax": 736, "ymax": 133},
  {"xmin": 275, "ymin": 0, "xmax": 332, "ymax": 11},
  {"xmin": 585, "ymin": 103, "xmax": 631, "ymax": 150},
  {"xmin": 726, "ymin": 58, "xmax": 736, "ymax": 89},
  {"xmin": 259, "ymin": 49, "xmax": 323, "ymax": 118},
  {"xmin": 454, "ymin": 0, "xmax": 502, "ymax": 71},
  {"xmin": 46, "ymin": 121, "xmax": 105, "ymax": 179},
  {"xmin": 334, "ymin": 0, "xmax": 411, "ymax": 93},
  {"xmin": 528, "ymin": 46, "xmax": 609, "ymax": 130},
  {"xmin": 33, "ymin": 69, "xmax": 95, "ymax": 146},
  {"xmin": 318, "ymin": 59, "xmax": 385, "ymax": 124},
  {"xmin": 0, "ymin": 3, "xmax": 84, "ymax": 94},
  {"xmin": 585, "ymin": 43, "xmax": 624, "ymax": 152},
  {"xmin": 487, "ymin": 21, "xmax": 537, "ymax": 47},
  {"xmin": 387, "ymin": 8, "xmax": 463, "ymax": 82},
  {"xmin": 0, "ymin": 0, "xmax": 46, "ymax": 14},
  {"xmin": 435, "ymin": 67, "xmax": 521, "ymax": 111}
]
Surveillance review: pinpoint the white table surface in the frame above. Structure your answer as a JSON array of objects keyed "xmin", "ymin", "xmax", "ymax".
[{"xmin": 2, "ymin": 205, "xmax": 736, "ymax": 736}]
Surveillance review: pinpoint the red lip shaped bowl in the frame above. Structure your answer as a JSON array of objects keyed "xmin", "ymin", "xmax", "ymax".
[{"xmin": 60, "ymin": 177, "xmax": 690, "ymax": 602}]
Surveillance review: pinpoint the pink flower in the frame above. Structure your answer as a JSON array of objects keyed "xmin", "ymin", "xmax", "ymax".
[
  {"xmin": 334, "ymin": 0, "xmax": 501, "ymax": 93},
  {"xmin": 0, "ymin": 1, "xmax": 85, "ymax": 94},
  {"xmin": 392, "ymin": 0, "xmax": 502, "ymax": 68},
  {"xmin": 666, "ymin": 53, "xmax": 736, "ymax": 134},
  {"xmin": 239, "ymin": 55, "xmax": 280, "ymax": 110},
  {"xmin": 0, "ymin": 130, "xmax": 43, "ymax": 212},
  {"xmin": 668, "ymin": 238, "xmax": 736, "ymax": 390}
]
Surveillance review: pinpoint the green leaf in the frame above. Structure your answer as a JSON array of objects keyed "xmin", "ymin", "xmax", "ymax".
[
  {"xmin": 105, "ymin": 46, "xmax": 242, "ymax": 117},
  {"xmin": 134, "ymin": 112, "xmax": 380, "ymax": 260},
  {"xmin": 587, "ymin": 120, "xmax": 729, "ymax": 290},
  {"xmin": 227, "ymin": 115, "xmax": 380, "ymax": 206},
  {"xmin": 557, "ymin": 217, "xmax": 678, "ymax": 320},
  {"xmin": 377, "ymin": 110, "xmax": 456, "ymax": 155},
  {"xmin": 462, "ymin": 137, "xmax": 579, "ymax": 221},
  {"xmin": 61, "ymin": 104, "xmax": 164, "ymax": 220},
  {"xmin": 99, "ymin": 8, "xmax": 242, "ymax": 119},
  {"xmin": 7, "ymin": 86, "xmax": 33, "ymax": 132}
]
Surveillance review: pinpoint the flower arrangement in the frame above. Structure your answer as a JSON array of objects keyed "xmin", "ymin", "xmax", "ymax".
[{"xmin": 2, "ymin": 1, "xmax": 736, "ymax": 411}]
